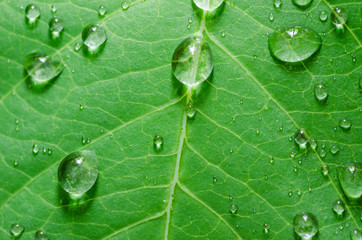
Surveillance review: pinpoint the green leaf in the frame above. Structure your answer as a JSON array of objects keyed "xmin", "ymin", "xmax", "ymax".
[{"xmin": 0, "ymin": 0, "xmax": 361, "ymax": 239}]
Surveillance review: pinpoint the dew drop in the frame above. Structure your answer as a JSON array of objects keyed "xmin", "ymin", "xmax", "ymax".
[
  {"xmin": 34, "ymin": 230, "xmax": 49, "ymax": 240},
  {"xmin": 80, "ymin": 104, "xmax": 84, "ymax": 110},
  {"xmin": 310, "ymin": 139, "xmax": 317, "ymax": 150},
  {"xmin": 153, "ymin": 135, "xmax": 163, "ymax": 151},
  {"xmin": 330, "ymin": 145, "xmax": 340, "ymax": 155},
  {"xmin": 319, "ymin": 11, "xmax": 328, "ymax": 22},
  {"xmin": 351, "ymin": 229, "xmax": 362, "ymax": 240},
  {"xmin": 24, "ymin": 53, "xmax": 64, "ymax": 87},
  {"xmin": 288, "ymin": 190, "xmax": 293, "ymax": 197},
  {"xmin": 337, "ymin": 163, "xmax": 361, "ymax": 201},
  {"xmin": 13, "ymin": 159, "xmax": 18, "ymax": 167},
  {"xmin": 193, "ymin": 0, "xmax": 223, "ymax": 11},
  {"xmin": 256, "ymin": 129, "xmax": 260, "ymax": 134},
  {"xmin": 269, "ymin": 156, "xmax": 274, "ymax": 164},
  {"xmin": 292, "ymin": 0, "xmax": 313, "ymax": 9},
  {"xmin": 58, "ymin": 150, "xmax": 98, "ymax": 199},
  {"xmin": 74, "ymin": 43, "xmax": 82, "ymax": 52},
  {"xmin": 121, "ymin": 1, "xmax": 129, "ymax": 10},
  {"xmin": 319, "ymin": 149, "xmax": 326, "ymax": 158},
  {"xmin": 51, "ymin": 4, "xmax": 57, "ymax": 13},
  {"xmin": 48, "ymin": 147, "xmax": 52, "ymax": 155},
  {"xmin": 339, "ymin": 119, "xmax": 352, "ymax": 130},
  {"xmin": 172, "ymin": 36, "xmax": 213, "ymax": 87},
  {"xmin": 82, "ymin": 24, "xmax": 107, "ymax": 52},
  {"xmin": 185, "ymin": 102, "xmax": 196, "ymax": 119},
  {"xmin": 273, "ymin": 0, "xmax": 282, "ymax": 9},
  {"xmin": 291, "ymin": 151, "xmax": 296, "ymax": 158},
  {"xmin": 332, "ymin": 200, "xmax": 345, "ymax": 216},
  {"xmin": 220, "ymin": 31, "xmax": 226, "ymax": 38},
  {"xmin": 229, "ymin": 194, "xmax": 233, "ymax": 200},
  {"xmin": 98, "ymin": 5, "xmax": 107, "ymax": 17},
  {"xmin": 10, "ymin": 223, "xmax": 24, "ymax": 237},
  {"xmin": 314, "ymin": 83, "xmax": 328, "ymax": 102},
  {"xmin": 230, "ymin": 1, "xmax": 235, "ymax": 7},
  {"xmin": 263, "ymin": 223, "xmax": 270, "ymax": 233},
  {"xmin": 213, "ymin": 175, "xmax": 217, "ymax": 183},
  {"xmin": 229, "ymin": 204, "xmax": 238, "ymax": 214},
  {"xmin": 321, "ymin": 164, "xmax": 329, "ymax": 176},
  {"xmin": 188, "ymin": 17, "xmax": 193, "ymax": 24},
  {"xmin": 269, "ymin": 13, "xmax": 274, "ymax": 22},
  {"xmin": 49, "ymin": 17, "xmax": 64, "ymax": 39},
  {"xmin": 279, "ymin": 125, "xmax": 283, "ymax": 131},
  {"xmin": 293, "ymin": 212, "xmax": 318, "ymax": 239},
  {"xmin": 25, "ymin": 4, "xmax": 40, "ymax": 24},
  {"xmin": 331, "ymin": 7, "xmax": 348, "ymax": 30},
  {"xmin": 32, "ymin": 144, "xmax": 39, "ymax": 155},
  {"xmin": 294, "ymin": 128, "xmax": 310, "ymax": 149}
]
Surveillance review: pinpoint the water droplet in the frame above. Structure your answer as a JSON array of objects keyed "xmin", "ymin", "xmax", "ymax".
[
  {"xmin": 213, "ymin": 176, "xmax": 217, "ymax": 183},
  {"xmin": 74, "ymin": 43, "xmax": 81, "ymax": 52},
  {"xmin": 153, "ymin": 135, "xmax": 163, "ymax": 151},
  {"xmin": 263, "ymin": 224, "xmax": 270, "ymax": 233},
  {"xmin": 310, "ymin": 139, "xmax": 317, "ymax": 150},
  {"xmin": 49, "ymin": 17, "xmax": 64, "ymax": 38},
  {"xmin": 293, "ymin": 165, "xmax": 298, "ymax": 172},
  {"xmin": 273, "ymin": 0, "xmax": 282, "ymax": 9},
  {"xmin": 289, "ymin": 136, "xmax": 293, "ymax": 142},
  {"xmin": 294, "ymin": 128, "xmax": 310, "ymax": 149},
  {"xmin": 291, "ymin": 151, "xmax": 296, "ymax": 158},
  {"xmin": 229, "ymin": 204, "xmax": 238, "ymax": 214},
  {"xmin": 279, "ymin": 125, "xmax": 283, "ymax": 131},
  {"xmin": 330, "ymin": 145, "xmax": 340, "ymax": 155},
  {"xmin": 98, "ymin": 5, "xmax": 107, "ymax": 17},
  {"xmin": 268, "ymin": 27, "xmax": 321, "ymax": 63},
  {"xmin": 58, "ymin": 150, "xmax": 98, "ymax": 198},
  {"xmin": 185, "ymin": 102, "xmax": 196, "ymax": 119},
  {"xmin": 186, "ymin": 23, "xmax": 191, "ymax": 29},
  {"xmin": 269, "ymin": 156, "xmax": 274, "ymax": 164},
  {"xmin": 351, "ymin": 229, "xmax": 362, "ymax": 240},
  {"xmin": 337, "ymin": 163, "xmax": 361, "ymax": 201},
  {"xmin": 319, "ymin": 11, "xmax": 328, "ymax": 22},
  {"xmin": 331, "ymin": 7, "xmax": 348, "ymax": 30},
  {"xmin": 319, "ymin": 149, "xmax": 326, "ymax": 158},
  {"xmin": 314, "ymin": 83, "xmax": 328, "ymax": 102},
  {"xmin": 297, "ymin": 189, "xmax": 302, "ymax": 196},
  {"xmin": 42, "ymin": 146, "xmax": 47, "ymax": 154},
  {"xmin": 321, "ymin": 164, "xmax": 329, "ymax": 176},
  {"xmin": 188, "ymin": 17, "xmax": 193, "ymax": 24},
  {"xmin": 34, "ymin": 230, "xmax": 49, "ymax": 240},
  {"xmin": 332, "ymin": 200, "xmax": 345, "ymax": 216},
  {"xmin": 48, "ymin": 148, "xmax": 52, "ymax": 155},
  {"xmin": 269, "ymin": 13, "xmax": 274, "ymax": 21},
  {"xmin": 32, "ymin": 144, "xmax": 39, "ymax": 155},
  {"xmin": 292, "ymin": 0, "xmax": 313, "ymax": 9},
  {"xmin": 121, "ymin": 1, "xmax": 129, "ymax": 10},
  {"xmin": 13, "ymin": 159, "xmax": 18, "ymax": 167},
  {"xmin": 82, "ymin": 24, "xmax": 107, "ymax": 52},
  {"xmin": 10, "ymin": 223, "xmax": 24, "ymax": 237},
  {"xmin": 256, "ymin": 129, "xmax": 260, "ymax": 134},
  {"xmin": 339, "ymin": 119, "xmax": 352, "ymax": 130},
  {"xmin": 308, "ymin": 186, "xmax": 312, "ymax": 191},
  {"xmin": 220, "ymin": 31, "xmax": 226, "ymax": 38},
  {"xmin": 293, "ymin": 212, "xmax": 318, "ymax": 239},
  {"xmin": 172, "ymin": 36, "xmax": 213, "ymax": 87},
  {"xmin": 288, "ymin": 190, "xmax": 293, "ymax": 197},
  {"xmin": 193, "ymin": 0, "xmax": 223, "ymax": 11},
  {"xmin": 15, "ymin": 118, "xmax": 19, "ymax": 124},
  {"xmin": 25, "ymin": 4, "xmax": 40, "ymax": 24},
  {"xmin": 230, "ymin": 1, "xmax": 235, "ymax": 7},
  {"xmin": 80, "ymin": 104, "xmax": 84, "ymax": 110},
  {"xmin": 229, "ymin": 194, "xmax": 233, "ymax": 200}
]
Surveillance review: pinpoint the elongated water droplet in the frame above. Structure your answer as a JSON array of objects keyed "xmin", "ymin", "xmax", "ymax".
[
  {"xmin": 351, "ymin": 229, "xmax": 361, "ymax": 240},
  {"xmin": 269, "ymin": 156, "xmax": 274, "ymax": 164},
  {"xmin": 49, "ymin": 17, "xmax": 64, "ymax": 39},
  {"xmin": 185, "ymin": 102, "xmax": 196, "ymax": 119},
  {"xmin": 330, "ymin": 145, "xmax": 340, "ymax": 155},
  {"xmin": 32, "ymin": 144, "xmax": 39, "ymax": 155},
  {"xmin": 294, "ymin": 128, "xmax": 310, "ymax": 149},
  {"xmin": 172, "ymin": 36, "xmax": 213, "ymax": 87},
  {"xmin": 10, "ymin": 223, "xmax": 24, "ymax": 237},
  {"xmin": 25, "ymin": 4, "xmax": 40, "ymax": 24},
  {"xmin": 332, "ymin": 200, "xmax": 345, "ymax": 216},
  {"xmin": 229, "ymin": 204, "xmax": 238, "ymax": 214},
  {"xmin": 193, "ymin": 0, "xmax": 223, "ymax": 11},
  {"xmin": 293, "ymin": 212, "xmax": 318, "ymax": 239},
  {"xmin": 310, "ymin": 139, "xmax": 317, "ymax": 150},
  {"xmin": 273, "ymin": 0, "xmax": 282, "ymax": 9},
  {"xmin": 98, "ymin": 5, "xmax": 107, "ymax": 17},
  {"xmin": 337, "ymin": 163, "xmax": 361, "ymax": 201},
  {"xmin": 268, "ymin": 27, "xmax": 321, "ymax": 64},
  {"xmin": 121, "ymin": 1, "xmax": 129, "ymax": 10},
  {"xmin": 82, "ymin": 24, "xmax": 107, "ymax": 52},
  {"xmin": 35, "ymin": 230, "xmax": 49, "ymax": 240},
  {"xmin": 321, "ymin": 164, "xmax": 329, "ymax": 176},
  {"xmin": 229, "ymin": 194, "xmax": 233, "ymax": 200},
  {"xmin": 292, "ymin": 0, "xmax": 313, "ymax": 9},
  {"xmin": 339, "ymin": 119, "xmax": 352, "ymax": 130},
  {"xmin": 314, "ymin": 83, "xmax": 328, "ymax": 102},
  {"xmin": 153, "ymin": 135, "xmax": 163, "ymax": 151},
  {"xmin": 58, "ymin": 150, "xmax": 98, "ymax": 199},
  {"xmin": 263, "ymin": 223, "xmax": 270, "ymax": 233},
  {"xmin": 213, "ymin": 176, "xmax": 217, "ymax": 183},
  {"xmin": 269, "ymin": 13, "xmax": 274, "ymax": 21},
  {"xmin": 188, "ymin": 17, "xmax": 193, "ymax": 24},
  {"xmin": 24, "ymin": 53, "xmax": 64, "ymax": 87},
  {"xmin": 331, "ymin": 7, "xmax": 348, "ymax": 30},
  {"xmin": 319, "ymin": 11, "xmax": 328, "ymax": 22},
  {"xmin": 51, "ymin": 5, "xmax": 57, "ymax": 13}
]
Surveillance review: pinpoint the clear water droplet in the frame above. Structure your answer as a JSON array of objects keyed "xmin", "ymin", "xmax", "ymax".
[
  {"xmin": 269, "ymin": 13, "xmax": 274, "ymax": 21},
  {"xmin": 314, "ymin": 83, "xmax": 328, "ymax": 102},
  {"xmin": 42, "ymin": 146, "xmax": 47, "ymax": 154},
  {"xmin": 32, "ymin": 144, "xmax": 39, "ymax": 155},
  {"xmin": 263, "ymin": 224, "xmax": 270, "ymax": 233},
  {"xmin": 58, "ymin": 150, "xmax": 98, "ymax": 198},
  {"xmin": 279, "ymin": 125, "xmax": 283, "ymax": 131},
  {"xmin": 74, "ymin": 43, "xmax": 81, "ymax": 52},
  {"xmin": 297, "ymin": 189, "xmax": 302, "ymax": 196},
  {"xmin": 98, "ymin": 5, "xmax": 107, "ymax": 17},
  {"xmin": 294, "ymin": 128, "xmax": 310, "ymax": 149},
  {"xmin": 351, "ymin": 229, "xmax": 362, "ymax": 240},
  {"xmin": 25, "ymin": 4, "xmax": 40, "ymax": 24},
  {"xmin": 153, "ymin": 135, "xmax": 163, "ymax": 151},
  {"xmin": 34, "ymin": 230, "xmax": 49, "ymax": 240},
  {"xmin": 185, "ymin": 102, "xmax": 196, "ymax": 119},
  {"xmin": 229, "ymin": 204, "xmax": 238, "ymax": 214},
  {"xmin": 24, "ymin": 53, "xmax": 64, "ymax": 86},
  {"xmin": 15, "ymin": 118, "xmax": 19, "ymax": 124},
  {"xmin": 339, "ymin": 119, "xmax": 352, "ymax": 130},
  {"xmin": 273, "ymin": 0, "xmax": 282, "ymax": 9},
  {"xmin": 332, "ymin": 200, "xmax": 345, "ymax": 216},
  {"xmin": 229, "ymin": 194, "xmax": 233, "ymax": 200},
  {"xmin": 319, "ymin": 11, "xmax": 328, "ymax": 22},
  {"xmin": 288, "ymin": 190, "xmax": 293, "ymax": 197},
  {"xmin": 293, "ymin": 165, "xmax": 298, "ymax": 172},
  {"xmin": 51, "ymin": 4, "xmax": 57, "ymax": 13},
  {"xmin": 291, "ymin": 151, "xmax": 296, "ymax": 158},
  {"xmin": 82, "ymin": 24, "xmax": 107, "ymax": 52},
  {"xmin": 319, "ymin": 149, "xmax": 326, "ymax": 158},
  {"xmin": 269, "ymin": 156, "xmax": 274, "ymax": 164},
  {"xmin": 268, "ymin": 27, "xmax": 321, "ymax": 63},
  {"xmin": 256, "ymin": 129, "xmax": 260, "ymax": 134},
  {"xmin": 220, "ymin": 31, "xmax": 226, "ymax": 38},
  {"xmin": 49, "ymin": 17, "xmax": 64, "ymax": 38},
  {"xmin": 331, "ymin": 7, "xmax": 348, "ymax": 30},
  {"xmin": 48, "ymin": 147, "xmax": 52, "ymax": 155},
  {"xmin": 121, "ymin": 1, "xmax": 129, "ymax": 10},
  {"xmin": 14, "ymin": 159, "xmax": 18, "ymax": 167},
  {"xmin": 310, "ymin": 139, "xmax": 317, "ymax": 150},
  {"xmin": 10, "ymin": 223, "xmax": 24, "ymax": 237},
  {"xmin": 321, "ymin": 164, "xmax": 329, "ymax": 176},
  {"xmin": 230, "ymin": 1, "xmax": 235, "ymax": 7},
  {"xmin": 80, "ymin": 104, "xmax": 84, "ymax": 110},
  {"xmin": 330, "ymin": 145, "xmax": 340, "ymax": 155},
  {"xmin": 188, "ymin": 17, "xmax": 193, "ymax": 24},
  {"xmin": 337, "ymin": 163, "xmax": 361, "ymax": 201},
  {"xmin": 308, "ymin": 186, "xmax": 312, "ymax": 191},
  {"xmin": 172, "ymin": 36, "xmax": 213, "ymax": 87},
  {"xmin": 292, "ymin": 0, "xmax": 313, "ymax": 9},
  {"xmin": 293, "ymin": 212, "xmax": 318, "ymax": 239},
  {"xmin": 193, "ymin": 0, "xmax": 223, "ymax": 11},
  {"xmin": 213, "ymin": 176, "xmax": 217, "ymax": 183}
]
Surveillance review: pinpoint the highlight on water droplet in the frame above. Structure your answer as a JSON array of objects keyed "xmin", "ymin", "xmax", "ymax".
[
  {"xmin": 153, "ymin": 135, "xmax": 163, "ymax": 151},
  {"xmin": 172, "ymin": 36, "xmax": 213, "ymax": 87},
  {"xmin": 293, "ymin": 212, "xmax": 318, "ymax": 239},
  {"xmin": 49, "ymin": 17, "xmax": 64, "ymax": 39},
  {"xmin": 339, "ymin": 119, "xmax": 352, "ymax": 130},
  {"xmin": 192, "ymin": 0, "xmax": 223, "ymax": 11},
  {"xmin": 24, "ymin": 53, "xmax": 64, "ymax": 87},
  {"xmin": 82, "ymin": 24, "xmax": 107, "ymax": 53},
  {"xmin": 319, "ymin": 11, "xmax": 328, "ymax": 22},
  {"xmin": 229, "ymin": 204, "xmax": 238, "ymax": 214},
  {"xmin": 314, "ymin": 83, "xmax": 328, "ymax": 102},
  {"xmin": 10, "ymin": 223, "xmax": 24, "ymax": 237},
  {"xmin": 185, "ymin": 102, "xmax": 196, "ymax": 119},
  {"xmin": 292, "ymin": 0, "xmax": 313, "ymax": 9},
  {"xmin": 35, "ymin": 230, "xmax": 49, "ymax": 240},
  {"xmin": 331, "ymin": 7, "xmax": 348, "ymax": 31},
  {"xmin": 337, "ymin": 162, "xmax": 361, "ymax": 202},
  {"xmin": 98, "ymin": 5, "xmax": 107, "ymax": 17},
  {"xmin": 294, "ymin": 128, "xmax": 310, "ymax": 149},
  {"xmin": 25, "ymin": 4, "xmax": 40, "ymax": 24},
  {"xmin": 268, "ymin": 27, "xmax": 321, "ymax": 64},
  {"xmin": 332, "ymin": 200, "xmax": 345, "ymax": 216},
  {"xmin": 319, "ymin": 149, "xmax": 326, "ymax": 158},
  {"xmin": 58, "ymin": 150, "xmax": 98, "ymax": 199}
]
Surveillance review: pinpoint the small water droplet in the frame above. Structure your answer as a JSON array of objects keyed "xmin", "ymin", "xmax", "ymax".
[
  {"xmin": 32, "ymin": 144, "xmax": 39, "ymax": 155},
  {"xmin": 263, "ymin": 223, "xmax": 270, "ymax": 233},
  {"xmin": 288, "ymin": 190, "xmax": 293, "ymax": 197},
  {"xmin": 351, "ymin": 229, "xmax": 362, "ymax": 240},
  {"xmin": 153, "ymin": 135, "xmax": 163, "ymax": 151},
  {"xmin": 337, "ymin": 163, "xmax": 361, "ymax": 201},
  {"xmin": 292, "ymin": 0, "xmax": 313, "ymax": 9},
  {"xmin": 310, "ymin": 139, "xmax": 317, "ymax": 150},
  {"xmin": 230, "ymin": 1, "xmax": 235, "ymax": 7},
  {"xmin": 330, "ymin": 145, "xmax": 340, "ymax": 155},
  {"xmin": 193, "ymin": 0, "xmax": 223, "ymax": 11},
  {"xmin": 188, "ymin": 17, "xmax": 193, "ymax": 24},
  {"xmin": 220, "ymin": 31, "xmax": 226, "ymax": 38},
  {"xmin": 332, "ymin": 200, "xmax": 345, "ymax": 216},
  {"xmin": 321, "ymin": 164, "xmax": 329, "ymax": 176},
  {"xmin": 121, "ymin": 1, "xmax": 129, "ymax": 10},
  {"xmin": 269, "ymin": 156, "xmax": 274, "ymax": 164},
  {"xmin": 339, "ymin": 119, "xmax": 352, "ymax": 130},
  {"xmin": 80, "ymin": 104, "xmax": 84, "ymax": 110},
  {"xmin": 213, "ymin": 176, "xmax": 217, "ymax": 183},
  {"xmin": 291, "ymin": 151, "xmax": 296, "ymax": 158},
  {"xmin": 269, "ymin": 13, "xmax": 274, "ymax": 21},
  {"xmin": 51, "ymin": 5, "xmax": 57, "ymax": 13},
  {"xmin": 273, "ymin": 0, "xmax": 282, "ymax": 9},
  {"xmin": 98, "ymin": 5, "xmax": 107, "ymax": 17},
  {"xmin": 279, "ymin": 125, "xmax": 283, "ymax": 131},
  {"xmin": 25, "ymin": 4, "xmax": 40, "ymax": 24},
  {"xmin": 229, "ymin": 204, "xmax": 238, "ymax": 214},
  {"xmin": 319, "ymin": 11, "xmax": 328, "ymax": 22},
  {"xmin": 49, "ymin": 17, "xmax": 64, "ymax": 39},
  {"xmin": 74, "ymin": 43, "xmax": 81, "ymax": 52},
  {"xmin": 42, "ymin": 146, "xmax": 47, "ymax": 154},
  {"xmin": 82, "ymin": 24, "xmax": 107, "ymax": 53},
  {"xmin": 293, "ymin": 165, "xmax": 298, "ymax": 172},
  {"xmin": 293, "ymin": 212, "xmax": 318, "ymax": 239},
  {"xmin": 34, "ymin": 230, "xmax": 49, "ymax": 240},
  {"xmin": 294, "ymin": 128, "xmax": 310, "ymax": 149},
  {"xmin": 186, "ymin": 23, "xmax": 191, "ymax": 29},
  {"xmin": 308, "ymin": 186, "xmax": 312, "ymax": 191},
  {"xmin": 10, "ymin": 223, "xmax": 24, "ymax": 237},
  {"xmin": 297, "ymin": 189, "xmax": 302, "ymax": 196},
  {"xmin": 13, "ymin": 159, "xmax": 18, "ymax": 167},
  {"xmin": 48, "ymin": 147, "xmax": 52, "ymax": 155},
  {"xmin": 331, "ymin": 7, "xmax": 348, "ymax": 30},
  {"xmin": 185, "ymin": 102, "xmax": 196, "ymax": 119},
  {"xmin": 319, "ymin": 149, "xmax": 326, "ymax": 158},
  {"xmin": 314, "ymin": 83, "xmax": 328, "ymax": 102},
  {"xmin": 256, "ymin": 129, "xmax": 260, "ymax": 134},
  {"xmin": 229, "ymin": 194, "xmax": 233, "ymax": 200}
]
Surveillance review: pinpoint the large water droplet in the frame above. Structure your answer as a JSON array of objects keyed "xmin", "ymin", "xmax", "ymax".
[
  {"xmin": 172, "ymin": 36, "xmax": 213, "ymax": 87},
  {"xmin": 192, "ymin": 0, "xmax": 223, "ymax": 11},
  {"xmin": 24, "ymin": 53, "xmax": 64, "ymax": 86},
  {"xmin": 98, "ymin": 5, "xmax": 107, "ymax": 17},
  {"xmin": 82, "ymin": 24, "xmax": 107, "ymax": 52},
  {"xmin": 292, "ymin": 0, "xmax": 313, "ymax": 9},
  {"xmin": 58, "ymin": 150, "xmax": 98, "ymax": 199},
  {"xmin": 332, "ymin": 200, "xmax": 345, "ymax": 216},
  {"xmin": 153, "ymin": 135, "xmax": 163, "ymax": 151},
  {"xmin": 10, "ymin": 223, "xmax": 24, "ymax": 237},
  {"xmin": 25, "ymin": 4, "xmax": 40, "ymax": 24},
  {"xmin": 319, "ymin": 11, "xmax": 328, "ymax": 22},
  {"xmin": 294, "ymin": 128, "xmax": 310, "ymax": 149},
  {"xmin": 331, "ymin": 7, "xmax": 348, "ymax": 30},
  {"xmin": 351, "ymin": 229, "xmax": 362, "ymax": 240},
  {"xmin": 268, "ymin": 27, "xmax": 321, "ymax": 63},
  {"xmin": 339, "ymin": 119, "xmax": 352, "ymax": 130},
  {"xmin": 34, "ymin": 230, "xmax": 49, "ymax": 240},
  {"xmin": 273, "ymin": 0, "xmax": 282, "ymax": 9},
  {"xmin": 49, "ymin": 17, "xmax": 64, "ymax": 39},
  {"xmin": 229, "ymin": 204, "xmax": 238, "ymax": 214},
  {"xmin": 185, "ymin": 102, "xmax": 196, "ymax": 119},
  {"xmin": 314, "ymin": 83, "xmax": 328, "ymax": 102},
  {"xmin": 293, "ymin": 212, "xmax": 318, "ymax": 239},
  {"xmin": 337, "ymin": 163, "xmax": 361, "ymax": 201}
]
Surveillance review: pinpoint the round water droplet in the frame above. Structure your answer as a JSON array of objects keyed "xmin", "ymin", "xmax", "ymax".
[
  {"xmin": 269, "ymin": 156, "xmax": 274, "ymax": 164},
  {"xmin": 310, "ymin": 139, "xmax": 317, "ymax": 150},
  {"xmin": 98, "ymin": 5, "xmax": 107, "ymax": 16},
  {"xmin": 220, "ymin": 31, "xmax": 226, "ymax": 38},
  {"xmin": 121, "ymin": 1, "xmax": 129, "ymax": 10},
  {"xmin": 32, "ymin": 144, "xmax": 39, "ymax": 155},
  {"xmin": 331, "ymin": 7, "xmax": 348, "ymax": 29},
  {"xmin": 291, "ymin": 151, "xmax": 296, "ymax": 158},
  {"xmin": 49, "ymin": 17, "xmax": 64, "ymax": 38},
  {"xmin": 24, "ymin": 53, "xmax": 64, "ymax": 86},
  {"xmin": 293, "ymin": 212, "xmax": 318, "ymax": 239},
  {"xmin": 321, "ymin": 164, "xmax": 329, "ymax": 176},
  {"xmin": 25, "ymin": 4, "xmax": 40, "ymax": 24},
  {"xmin": 74, "ymin": 43, "xmax": 81, "ymax": 52},
  {"xmin": 82, "ymin": 24, "xmax": 107, "ymax": 51},
  {"xmin": 319, "ymin": 11, "xmax": 328, "ymax": 22},
  {"xmin": 229, "ymin": 204, "xmax": 238, "ymax": 214},
  {"xmin": 351, "ymin": 229, "xmax": 362, "ymax": 240},
  {"xmin": 230, "ymin": 1, "xmax": 235, "ymax": 7},
  {"xmin": 330, "ymin": 145, "xmax": 340, "ymax": 155},
  {"xmin": 186, "ymin": 102, "xmax": 196, "ymax": 119},
  {"xmin": 51, "ymin": 5, "xmax": 57, "ymax": 13},
  {"xmin": 35, "ymin": 230, "xmax": 49, "ymax": 240},
  {"xmin": 292, "ymin": 0, "xmax": 313, "ymax": 9},
  {"xmin": 10, "ymin": 223, "xmax": 24, "ymax": 237},
  {"xmin": 319, "ymin": 149, "xmax": 326, "ymax": 158},
  {"xmin": 263, "ymin": 224, "xmax": 270, "ymax": 233},
  {"xmin": 339, "ymin": 119, "xmax": 352, "ymax": 130},
  {"xmin": 193, "ymin": 0, "xmax": 223, "ymax": 11},
  {"xmin": 288, "ymin": 190, "xmax": 293, "ymax": 197},
  {"xmin": 337, "ymin": 163, "xmax": 361, "ymax": 201},
  {"xmin": 268, "ymin": 27, "xmax": 321, "ymax": 64},
  {"xmin": 269, "ymin": 13, "xmax": 274, "ymax": 21},
  {"xmin": 172, "ymin": 36, "xmax": 213, "ymax": 87},
  {"xmin": 314, "ymin": 83, "xmax": 328, "ymax": 102},
  {"xmin": 332, "ymin": 200, "xmax": 345, "ymax": 216},
  {"xmin": 58, "ymin": 150, "xmax": 98, "ymax": 198},
  {"xmin": 294, "ymin": 128, "xmax": 310, "ymax": 149},
  {"xmin": 153, "ymin": 135, "xmax": 163, "ymax": 151},
  {"xmin": 213, "ymin": 176, "xmax": 217, "ymax": 183},
  {"xmin": 273, "ymin": 0, "xmax": 282, "ymax": 9}
]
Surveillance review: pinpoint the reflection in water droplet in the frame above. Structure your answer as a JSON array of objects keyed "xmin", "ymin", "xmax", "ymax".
[
  {"xmin": 292, "ymin": 0, "xmax": 313, "ymax": 9},
  {"xmin": 293, "ymin": 212, "xmax": 318, "ymax": 239},
  {"xmin": 319, "ymin": 11, "xmax": 328, "ymax": 22},
  {"xmin": 221, "ymin": 31, "xmax": 226, "ymax": 38},
  {"xmin": 269, "ymin": 13, "xmax": 274, "ymax": 22},
  {"xmin": 319, "ymin": 149, "xmax": 326, "ymax": 158},
  {"xmin": 314, "ymin": 83, "xmax": 328, "ymax": 102},
  {"xmin": 153, "ymin": 135, "xmax": 163, "ymax": 151},
  {"xmin": 332, "ymin": 200, "xmax": 345, "ymax": 216},
  {"xmin": 331, "ymin": 7, "xmax": 348, "ymax": 30},
  {"xmin": 25, "ymin": 4, "xmax": 40, "ymax": 24},
  {"xmin": 339, "ymin": 119, "xmax": 352, "ymax": 130},
  {"xmin": 82, "ymin": 24, "xmax": 107, "ymax": 53},
  {"xmin": 34, "ymin": 230, "xmax": 49, "ymax": 240},
  {"xmin": 10, "ymin": 223, "xmax": 24, "ymax": 237},
  {"xmin": 337, "ymin": 163, "xmax": 361, "ymax": 201},
  {"xmin": 193, "ymin": 0, "xmax": 223, "ymax": 11},
  {"xmin": 263, "ymin": 224, "xmax": 270, "ymax": 233},
  {"xmin": 98, "ymin": 5, "xmax": 107, "ymax": 17},
  {"xmin": 310, "ymin": 139, "xmax": 317, "ymax": 150}
]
